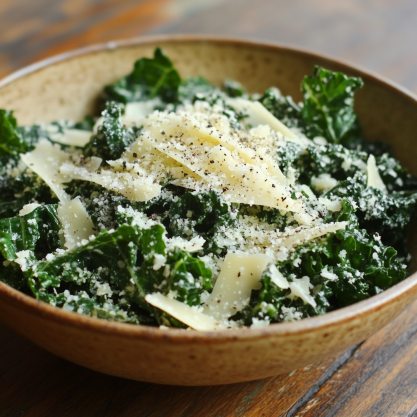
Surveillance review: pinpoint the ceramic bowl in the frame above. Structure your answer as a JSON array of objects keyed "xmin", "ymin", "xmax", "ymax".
[{"xmin": 0, "ymin": 36, "xmax": 417, "ymax": 386}]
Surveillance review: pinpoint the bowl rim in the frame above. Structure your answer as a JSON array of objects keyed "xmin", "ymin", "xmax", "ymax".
[{"xmin": 1, "ymin": 34, "xmax": 416, "ymax": 344}]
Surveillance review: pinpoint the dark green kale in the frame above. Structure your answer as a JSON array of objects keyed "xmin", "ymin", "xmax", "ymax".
[
  {"xmin": 0, "ymin": 110, "xmax": 30, "ymax": 160},
  {"xmin": 0, "ymin": 171, "xmax": 57, "ymax": 220},
  {"xmin": 104, "ymin": 47, "xmax": 181, "ymax": 104},
  {"xmin": 166, "ymin": 191, "xmax": 239, "ymax": 256},
  {"xmin": 16, "ymin": 220, "xmax": 211, "ymax": 326},
  {"xmin": 259, "ymin": 87, "xmax": 305, "ymax": 129},
  {"xmin": 301, "ymin": 66, "xmax": 363, "ymax": 144},
  {"xmin": 223, "ymin": 79, "xmax": 246, "ymax": 97},
  {"xmin": 376, "ymin": 153, "xmax": 417, "ymax": 192},
  {"xmin": 276, "ymin": 140, "xmax": 304, "ymax": 177},
  {"xmin": 83, "ymin": 102, "xmax": 139, "ymax": 160},
  {"xmin": 325, "ymin": 173, "xmax": 417, "ymax": 250},
  {"xmin": 296, "ymin": 143, "xmax": 368, "ymax": 186},
  {"xmin": 0, "ymin": 205, "xmax": 61, "ymax": 290},
  {"xmin": 238, "ymin": 200, "xmax": 408, "ymax": 325},
  {"xmin": 178, "ymin": 76, "xmax": 216, "ymax": 102}
]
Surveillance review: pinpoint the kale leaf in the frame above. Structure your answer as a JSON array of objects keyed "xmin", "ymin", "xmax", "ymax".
[
  {"xmin": 104, "ymin": 47, "xmax": 181, "ymax": 104},
  {"xmin": 326, "ymin": 174, "xmax": 417, "ymax": 250},
  {"xmin": 223, "ymin": 79, "xmax": 246, "ymax": 98},
  {"xmin": 0, "ymin": 110, "xmax": 29, "ymax": 160},
  {"xmin": 259, "ymin": 87, "xmax": 305, "ymax": 130},
  {"xmin": 0, "ymin": 205, "xmax": 61, "ymax": 290},
  {"xmin": 0, "ymin": 204, "xmax": 61, "ymax": 262},
  {"xmin": 301, "ymin": 66, "xmax": 363, "ymax": 143},
  {"xmin": 20, "ymin": 221, "xmax": 211, "ymax": 326},
  {"xmin": 178, "ymin": 76, "xmax": 216, "ymax": 102},
  {"xmin": 83, "ymin": 102, "xmax": 139, "ymax": 160},
  {"xmin": 238, "ymin": 200, "xmax": 408, "ymax": 325}
]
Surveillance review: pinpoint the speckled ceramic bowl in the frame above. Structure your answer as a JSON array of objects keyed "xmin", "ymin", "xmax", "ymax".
[{"xmin": 0, "ymin": 36, "xmax": 417, "ymax": 386}]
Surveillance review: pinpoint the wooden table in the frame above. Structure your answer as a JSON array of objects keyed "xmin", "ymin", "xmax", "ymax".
[{"xmin": 2, "ymin": 1, "xmax": 417, "ymax": 415}]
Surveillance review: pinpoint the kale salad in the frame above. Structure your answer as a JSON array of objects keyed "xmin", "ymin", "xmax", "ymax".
[{"xmin": 0, "ymin": 48, "xmax": 416, "ymax": 330}]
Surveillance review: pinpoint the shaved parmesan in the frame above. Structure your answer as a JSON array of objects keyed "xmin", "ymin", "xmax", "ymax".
[
  {"xmin": 49, "ymin": 129, "xmax": 92, "ymax": 147},
  {"xmin": 203, "ymin": 253, "xmax": 272, "ymax": 320},
  {"xmin": 275, "ymin": 222, "xmax": 348, "ymax": 249},
  {"xmin": 141, "ymin": 112, "xmax": 302, "ymax": 212},
  {"xmin": 14, "ymin": 250, "xmax": 33, "ymax": 271},
  {"xmin": 318, "ymin": 197, "xmax": 342, "ymax": 212},
  {"xmin": 367, "ymin": 154, "xmax": 386, "ymax": 192},
  {"xmin": 20, "ymin": 139, "xmax": 70, "ymax": 202},
  {"xmin": 311, "ymin": 174, "xmax": 338, "ymax": 191},
  {"xmin": 226, "ymin": 98, "xmax": 300, "ymax": 142},
  {"xmin": 57, "ymin": 197, "xmax": 96, "ymax": 250},
  {"xmin": 19, "ymin": 203, "xmax": 42, "ymax": 217},
  {"xmin": 145, "ymin": 292, "xmax": 224, "ymax": 331},
  {"xmin": 123, "ymin": 99, "xmax": 161, "ymax": 126},
  {"xmin": 59, "ymin": 163, "xmax": 161, "ymax": 202},
  {"xmin": 84, "ymin": 156, "xmax": 102, "ymax": 172},
  {"xmin": 269, "ymin": 264, "xmax": 290, "ymax": 289},
  {"xmin": 288, "ymin": 276, "xmax": 316, "ymax": 307}
]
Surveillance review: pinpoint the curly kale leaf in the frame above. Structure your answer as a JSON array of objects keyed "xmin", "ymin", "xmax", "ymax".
[
  {"xmin": 22, "ymin": 223, "xmax": 211, "ymax": 327},
  {"xmin": 259, "ymin": 87, "xmax": 305, "ymax": 130},
  {"xmin": 104, "ymin": 47, "xmax": 181, "ymax": 104},
  {"xmin": 178, "ymin": 76, "xmax": 216, "ymax": 102},
  {"xmin": 0, "ymin": 204, "xmax": 61, "ymax": 262},
  {"xmin": 301, "ymin": 66, "xmax": 364, "ymax": 143},
  {"xmin": 276, "ymin": 141, "xmax": 304, "ymax": 177},
  {"xmin": 223, "ymin": 79, "xmax": 246, "ymax": 98},
  {"xmin": 326, "ymin": 174, "xmax": 417, "ymax": 250},
  {"xmin": 166, "ymin": 191, "xmax": 239, "ymax": 255},
  {"xmin": 83, "ymin": 103, "xmax": 139, "ymax": 160},
  {"xmin": 0, "ymin": 170, "xmax": 57, "ymax": 220},
  {"xmin": 238, "ymin": 201, "xmax": 408, "ymax": 325},
  {"xmin": 0, "ymin": 110, "xmax": 30, "ymax": 160},
  {"xmin": 0, "ymin": 205, "xmax": 61, "ymax": 290},
  {"xmin": 297, "ymin": 143, "xmax": 368, "ymax": 187}
]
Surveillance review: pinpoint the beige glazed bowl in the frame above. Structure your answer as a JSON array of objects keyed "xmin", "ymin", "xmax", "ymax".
[{"xmin": 1, "ymin": 36, "xmax": 417, "ymax": 386}]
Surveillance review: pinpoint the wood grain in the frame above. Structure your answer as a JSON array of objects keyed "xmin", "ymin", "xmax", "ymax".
[
  {"xmin": 2, "ymin": 301, "xmax": 417, "ymax": 416},
  {"xmin": 1, "ymin": 0, "xmax": 417, "ymax": 415}
]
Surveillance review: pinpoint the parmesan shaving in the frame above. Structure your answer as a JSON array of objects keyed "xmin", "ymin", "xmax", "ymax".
[
  {"xmin": 145, "ymin": 292, "xmax": 225, "ymax": 331},
  {"xmin": 367, "ymin": 154, "xmax": 386, "ymax": 192},
  {"xmin": 203, "ymin": 253, "xmax": 272, "ymax": 320},
  {"xmin": 20, "ymin": 139, "xmax": 70, "ymax": 202},
  {"xmin": 226, "ymin": 98, "xmax": 301, "ymax": 142},
  {"xmin": 57, "ymin": 197, "xmax": 96, "ymax": 250},
  {"xmin": 19, "ymin": 203, "xmax": 42, "ymax": 217},
  {"xmin": 59, "ymin": 163, "xmax": 161, "ymax": 202},
  {"xmin": 269, "ymin": 264, "xmax": 290, "ymax": 289},
  {"xmin": 141, "ymin": 110, "xmax": 303, "ymax": 212},
  {"xmin": 49, "ymin": 129, "xmax": 92, "ymax": 147},
  {"xmin": 288, "ymin": 276, "xmax": 316, "ymax": 307}
]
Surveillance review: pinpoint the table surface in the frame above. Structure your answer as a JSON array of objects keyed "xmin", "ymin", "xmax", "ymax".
[{"xmin": 2, "ymin": 1, "xmax": 417, "ymax": 415}]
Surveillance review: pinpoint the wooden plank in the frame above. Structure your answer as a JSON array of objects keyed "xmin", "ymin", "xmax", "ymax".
[
  {"xmin": 292, "ymin": 301, "xmax": 417, "ymax": 416},
  {"xmin": 2, "ymin": 300, "xmax": 417, "ymax": 417},
  {"xmin": 149, "ymin": 0, "xmax": 417, "ymax": 93},
  {"xmin": 0, "ymin": 320, "xmax": 356, "ymax": 416}
]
